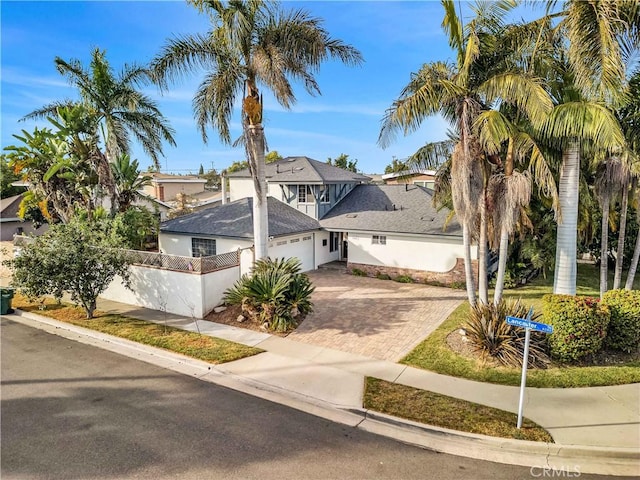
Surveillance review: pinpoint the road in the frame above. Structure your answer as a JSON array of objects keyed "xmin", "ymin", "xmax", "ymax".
[{"xmin": 0, "ymin": 319, "xmax": 616, "ymax": 480}]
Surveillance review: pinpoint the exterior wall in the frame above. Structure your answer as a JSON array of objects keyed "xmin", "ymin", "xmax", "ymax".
[
  {"xmin": 315, "ymin": 230, "xmax": 340, "ymax": 266},
  {"xmin": 344, "ymin": 232, "xmax": 476, "ymax": 286},
  {"xmin": 229, "ymin": 178, "xmax": 255, "ymax": 201},
  {"xmin": 347, "ymin": 258, "xmax": 476, "ymax": 287},
  {"xmin": 0, "ymin": 221, "xmax": 48, "ymax": 241},
  {"xmin": 159, "ymin": 232, "xmax": 252, "ymax": 257},
  {"xmin": 385, "ymin": 173, "xmax": 435, "ymax": 185},
  {"xmin": 101, "ymin": 264, "xmax": 240, "ymax": 318},
  {"xmin": 162, "ymin": 182, "xmax": 206, "ymax": 202}
]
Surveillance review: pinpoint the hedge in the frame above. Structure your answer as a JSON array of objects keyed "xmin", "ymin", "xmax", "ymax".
[
  {"xmin": 542, "ymin": 294, "xmax": 610, "ymax": 363},
  {"xmin": 602, "ymin": 289, "xmax": 640, "ymax": 353}
]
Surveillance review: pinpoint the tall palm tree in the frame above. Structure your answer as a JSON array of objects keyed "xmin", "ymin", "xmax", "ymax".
[
  {"xmin": 150, "ymin": 0, "xmax": 362, "ymax": 260},
  {"xmin": 25, "ymin": 48, "xmax": 176, "ymax": 169},
  {"xmin": 546, "ymin": 0, "xmax": 638, "ymax": 295},
  {"xmin": 379, "ymin": 0, "xmax": 552, "ymax": 306}
]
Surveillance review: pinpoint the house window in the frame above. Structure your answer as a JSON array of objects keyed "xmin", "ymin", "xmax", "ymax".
[
  {"xmin": 319, "ymin": 185, "xmax": 330, "ymax": 203},
  {"xmin": 298, "ymin": 185, "xmax": 315, "ymax": 204},
  {"xmin": 192, "ymin": 237, "xmax": 216, "ymax": 257},
  {"xmin": 372, "ymin": 235, "xmax": 386, "ymax": 245},
  {"xmin": 277, "ymin": 240, "xmax": 288, "ymax": 246},
  {"xmin": 302, "ymin": 236, "xmax": 312, "ymax": 241},
  {"xmin": 290, "ymin": 238, "xmax": 300, "ymax": 243},
  {"xmin": 329, "ymin": 232, "xmax": 339, "ymax": 252}
]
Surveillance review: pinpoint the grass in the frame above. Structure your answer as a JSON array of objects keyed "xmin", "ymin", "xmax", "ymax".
[
  {"xmin": 401, "ymin": 264, "xmax": 640, "ymax": 388},
  {"xmin": 364, "ymin": 377, "xmax": 553, "ymax": 442},
  {"xmin": 12, "ymin": 294, "xmax": 263, "ymax": 364}
]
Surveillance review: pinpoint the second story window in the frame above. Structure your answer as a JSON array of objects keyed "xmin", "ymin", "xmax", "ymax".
[
  {"xmin": 319, "ymin": 185, "xmax": 330, "ymax": 203},
  {"xmin": 298, "ymin": 185, "xmax": 315, "ymax": 204}
]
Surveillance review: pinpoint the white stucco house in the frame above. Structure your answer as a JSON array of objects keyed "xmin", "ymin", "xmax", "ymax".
[{"xmin": 158, "ymin": 156, "xmax": 476, "ymax": 285}]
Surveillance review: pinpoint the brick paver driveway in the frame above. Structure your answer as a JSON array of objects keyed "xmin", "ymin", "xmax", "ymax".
[{"xmin": 288, "ymin": 268, "xmax": 466, "ymax": 361}]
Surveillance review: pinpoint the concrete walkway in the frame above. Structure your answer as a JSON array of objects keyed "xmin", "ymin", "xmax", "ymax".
[{"xmin": 7, "ymin": 299, "xmax": 639, "ymax": 476}]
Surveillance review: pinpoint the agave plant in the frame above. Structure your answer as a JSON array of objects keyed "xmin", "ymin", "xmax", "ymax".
[
  {"xmin": 223, "ymin": 257, "xmax": 315, "ymax": 332},
  {"xmin": 464, "ymin": 299, "xmax": 550, "ymax": 368}
]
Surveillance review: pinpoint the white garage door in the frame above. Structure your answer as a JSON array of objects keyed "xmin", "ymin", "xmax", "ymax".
[{"xmin": 269, "ymin": 234, "xmax": 315, "ymax": 272}]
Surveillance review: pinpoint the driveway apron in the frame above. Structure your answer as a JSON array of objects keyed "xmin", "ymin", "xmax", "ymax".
[{"xmin": 289, "ymin": 269, "xmax": 466, "ymax": 361}]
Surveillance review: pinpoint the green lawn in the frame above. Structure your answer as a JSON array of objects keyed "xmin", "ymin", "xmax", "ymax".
[
  {"xmin": 12, "ymin": 294, "xmax": 263, "ymax": 364},
  {"xmin": 402, "ymin": 264, "xmax": 640, "ymax": 388}
]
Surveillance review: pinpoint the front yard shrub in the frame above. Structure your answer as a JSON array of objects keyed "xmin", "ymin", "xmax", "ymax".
[
  {"xmin": 602, "ymin": 289, "xmax": 640, "ymax": 353},
  {"xmin": 394, "ymin": 275, "xmax": 413, "ymax": 283},
  {"xmin": 351, "ymin": 268, "xmax": 366, "ymax": 276},
  {"xmin": 376, "ymin": 272, "xmax": 391, "ymax": 280},
  {"xmin": 223, "ymin": 257, "xmax": 314, "ymax": 332},
  {"xmin": 465, "ymin": 300, "xmax": 550, "ymax": 368},
  {"xmin": 543, "ymin": 294, "xmax": 610, "ymax": 363}
]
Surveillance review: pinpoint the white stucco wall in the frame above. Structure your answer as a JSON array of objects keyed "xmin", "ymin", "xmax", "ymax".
[
  {"xmin": 159, "ymin": 233, "xmax": 192, "ymax": 256},
  {"xmin": 267, "ymin": 232, "xmax": 315, "ymax": 272},
  {"xmin": 315, "ymin": 230, "xmax": 339, "ymax": 266},
  {"xmin": 228, "ymin": 178, "xmax": 255, "ymax": 201},
  {"xmin": 101, "ymin": 264, "xmax": 241, "ymax": 318},
  {"xmin": 347, "ymin": 232, "xmax": 473, "ymax": 273}
]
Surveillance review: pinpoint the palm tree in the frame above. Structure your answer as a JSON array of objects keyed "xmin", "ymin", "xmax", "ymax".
[
  {"xmin": 546, "ymin": 0, "xmax": 638, "ymax": 295},
  {"xmin": 111, "ymin": 154, "xmax": 152, "ymax": 212},
  {"xmin": 25, "ymin": 48, "xmax": 176, "ymax": 170},
  {"xmin": 150, "ymin": 0, "xmax": 362, "ymax": 260},
  {"xmin": 379, "ymin": 0, "xmax": 552, "ymax": 306}
]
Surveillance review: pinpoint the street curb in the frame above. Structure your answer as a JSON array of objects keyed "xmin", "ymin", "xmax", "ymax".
[{"xmin": 5, "ymin": 310, "xmax": 639, "ymax": 477}]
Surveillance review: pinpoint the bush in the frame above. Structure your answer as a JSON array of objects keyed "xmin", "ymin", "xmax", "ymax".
[
  {"xmin": 223, "ymin": 257, "xmax": 314, "ymax": 332},
  {"xmin": 394, "ymin": 275, "xmax": 413, "ymax": 283},
  {"xmin": 351, "ymin": 268, "xmax": 366, "ymax": 277},
  {"xmin": 602, "ymin": 289, "xmax": 640, "ymax": 353},
  {"xmin": 465, "ymin": 300, "xmax": 550, "ymax": 368},
  {"xmin": 376, "ymin": 272, "xmax": 391, "ymax": 280},
  {"xmin": 543, "ymin": 294, "xmax": 610, "ymax": 363}
]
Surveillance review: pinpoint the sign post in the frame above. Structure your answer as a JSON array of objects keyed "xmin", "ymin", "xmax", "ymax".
[{"xmin": 505, "ymin": 307, "xmax": 553, "ymax": 429}]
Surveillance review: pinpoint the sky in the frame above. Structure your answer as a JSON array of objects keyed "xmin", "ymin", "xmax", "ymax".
[{"xmin": 1, "ymin": 0, "xmax": 540, "ymax": 175}]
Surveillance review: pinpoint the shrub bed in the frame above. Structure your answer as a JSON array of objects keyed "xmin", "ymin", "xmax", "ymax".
[
  {"xmin": 543, "ymin": 294, "xmax": 610, "ymax": 363},
  {"xmin": 602, "ymin": 289, "xmax": 640, "ymax": 353}
]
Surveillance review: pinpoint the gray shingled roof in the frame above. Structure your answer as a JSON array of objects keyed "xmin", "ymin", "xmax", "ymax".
[
  {"xmin": 227, "ymin": 156, "xmax": 370, "ymax": 183},
  {"xmin": 320, "ymin": 184, "xmax": 462, "ymax": 237},
  {"xmin": 160, "ymin": 196, "xmax": 321, "ymax": 239}
]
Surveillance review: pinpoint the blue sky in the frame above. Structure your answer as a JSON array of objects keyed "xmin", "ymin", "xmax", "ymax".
[{"xmin": 1, "ymin": 1, "xmax": 537, "ymax": 174}]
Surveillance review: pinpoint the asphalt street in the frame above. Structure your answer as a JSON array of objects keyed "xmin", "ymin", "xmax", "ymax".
[{"xmin": 0, "ymin": 319, "xmax": 622, "ymax": 480}]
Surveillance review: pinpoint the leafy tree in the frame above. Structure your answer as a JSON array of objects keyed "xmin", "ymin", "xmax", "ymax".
[
  {"xmin": 265, "ymin": 150, "xmax": 283, "ymax": 163},
  {"xmin": 225, "ymin": 160, "xmax": 249, "ymax": 174},
  {"xmin": 327, "ymin": 153, "xmax": 358, "ymax": 172},
  {"xmin": 384, "ymin": 157, "xmax": 408, "ymax": 174},
  {"xmin": 7, "ymin": 219, "xmax": 131, "ymax": 318},
  {"xmin": 0, "ymin": 155, "xmax": 25, "ymax": 198},
  {"xmin": 25, "ymin": 48, "xmax": 176, "ymax": 171},
  {"xmin": 151, "ymin": 0, "xmax": 362, "ymax": 261},
  {"xmin": 201, "ymin": 168, "xmax": 221, "ymax": 189},
  {"xmin": 111, "ymin": 206, "xmax": 159, "ymax": 250}
]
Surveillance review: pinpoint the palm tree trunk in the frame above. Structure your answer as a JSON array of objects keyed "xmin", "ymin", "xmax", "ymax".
[
  {"xmin": 613, "ymin": 178, "xmax": 629, "ymax": 289},
  {"xmin": 625, "ymin": 227, "xmax": 640, "ymax": 290},
  {"xmin": 493, "ymin": 227, "xmax": 509, "ymax": 305},
  {"xmin": 463, "ymin": 224, "xmax": 477, "ymax": 307},
  {"xmin": 599, "ymin": 195, "xmax": 610, "ymax": 299},
  {"xmin": 553, "ymin": 141, "xmax": 580, "ymax": 295},
  {"xmin": 246, "ymin": 124, "xmax": 268, "ymax": 260},
  {"xmin": 478, "ymin": 200, "xmax": 489, "ymax": 305}
]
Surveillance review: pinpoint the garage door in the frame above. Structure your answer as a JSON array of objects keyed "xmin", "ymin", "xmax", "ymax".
[{"xmin": 269, "ymin": 235, "xmax": 314, "ymax": 272}]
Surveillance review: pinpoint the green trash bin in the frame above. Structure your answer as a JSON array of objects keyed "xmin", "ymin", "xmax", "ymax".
[{"xmin": 0, "ymin": 288, "xmax": 15, "ymax": 315}]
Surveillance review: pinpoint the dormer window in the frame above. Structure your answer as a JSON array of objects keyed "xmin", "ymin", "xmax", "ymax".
[{"xmin": 319, "ymin": 185, "xmax": 330, "ymax": 203}]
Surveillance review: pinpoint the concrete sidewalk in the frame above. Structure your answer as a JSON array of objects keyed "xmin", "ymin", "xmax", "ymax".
[{"xmin": 6, "ymin": 298, "xmax": 640, "ymax": 476}]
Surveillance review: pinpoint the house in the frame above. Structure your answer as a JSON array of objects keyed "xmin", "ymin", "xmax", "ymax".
[
  {"xmin": 381, "ymin": 169, "xmax": 437, "ymax": 189},
  {"xmin": 0, "ymin": 194, "xmax": 48, "ymax": 241},
  {"xmin": 142, "ymin": 173, "xmax": 207, "ymax": 202},
  {"xmin": 158, "ymin": 157, "xmax": 475, "ymax": 285}
]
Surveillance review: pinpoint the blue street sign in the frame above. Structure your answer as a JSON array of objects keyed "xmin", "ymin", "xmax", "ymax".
[{"xmin": 506, "ymin": 316, "xmax": 553, "ymax": 334}]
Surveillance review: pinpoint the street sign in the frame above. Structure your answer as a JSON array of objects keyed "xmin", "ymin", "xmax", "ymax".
[
  {"xmin": 506, "ymin": 316, "xmax": 554, "ymax": 334},
  {"xmin": 505, "ymin": 308, "xmax": 554, "ymax": 429}
]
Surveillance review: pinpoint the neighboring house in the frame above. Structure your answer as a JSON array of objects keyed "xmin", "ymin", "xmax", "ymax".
[
  {"xmin": 142, "ymin": 173, "xmax": 207, "ymax": 202},
  {"xmin": 159, "ymin": 157, "xmax": 475, "ymax": 285},
  {"xmin": 381, "ymin": 169, "xmax": 437, "ymax": 189},
  {"xmin": 132, "ymin": 193, "xmax": 172, "ymax": 221},
  {"xmin": 0, "ymin": 194, "xmax": 48, "ymax": 241}
]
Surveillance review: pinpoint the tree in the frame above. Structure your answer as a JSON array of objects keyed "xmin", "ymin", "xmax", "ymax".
[
  {"xmin": 25, "ymin": 48, "xmax": 176, "ymax": 171},
  {"xmin": 327, "ymin": 153, "xmax": 358, "ymax": 172},
  {"xmin": 0, "ymin": 155, "xmax": 25, "ymax": 199},
  {"xmin": 198, "ymin": 164, "xmax": 205, "ymax": 176},
  {"xmin": 151, "ymin": 0, "xmax": 362, "ymax": 261},
  {"xmin": 545, "ymin": 0, "xmax": 638, "ymax": 295},
  {"xmin": 265, "ymin": 150, "xmax": 283, "ymax": 163},
  {"xmin": 384, "ymin": 157, "xmax": 408, "ymax": 174},
  {"xmin": 226, "ymin": 160, "xmax": 249, "ymax": 174},
  {"xmin": 379, "ymin": 0, "xmax": 552, "ymax": 306},
  {"xmin": 7, "ymin": 219, "xmax": 131, "ymax": 318},
  {"xmin": 111, "ymin": 154, "xmax": 152, "ymax": 212}
]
